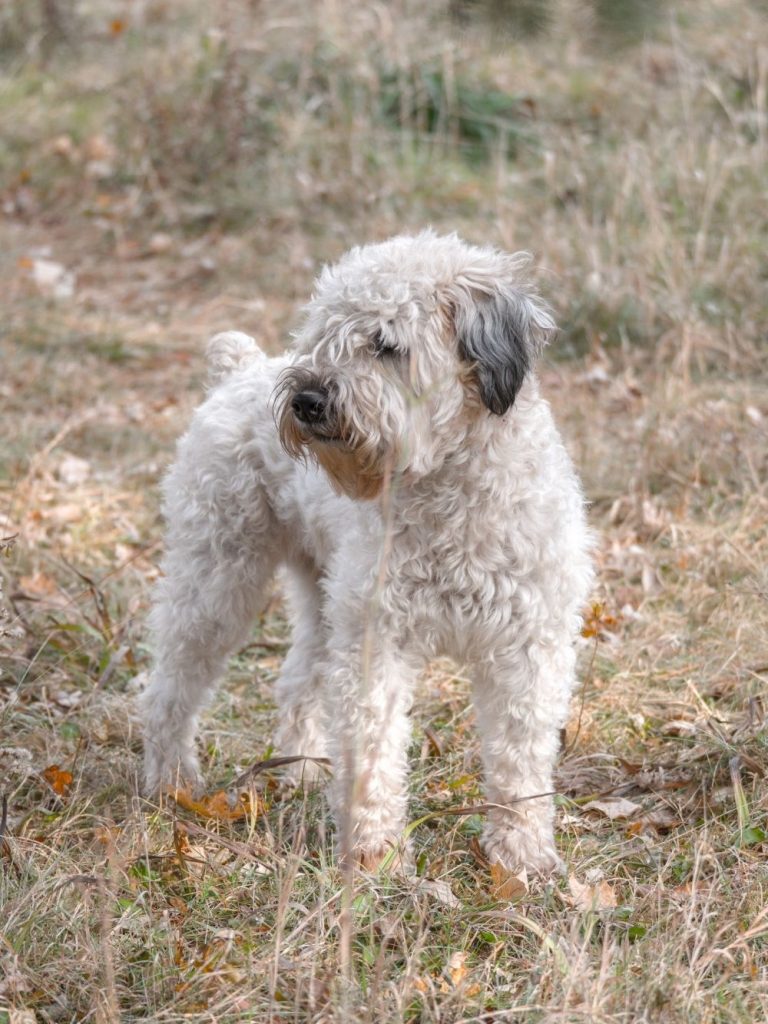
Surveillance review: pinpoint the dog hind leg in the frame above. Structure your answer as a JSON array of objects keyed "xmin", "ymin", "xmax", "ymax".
[
  {"xmin": 273, "ymin": 563, "xmax": 329, "ymax": 786},
  {"xmin": 141, "ymin": 488, "xmax": 280, "ymax": 795}
]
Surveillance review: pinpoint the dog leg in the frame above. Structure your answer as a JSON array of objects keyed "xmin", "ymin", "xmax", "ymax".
[
  {"xmin": 273, "ymin": 565, "xmax": 329, "ymax": 787},
  {"xmin": 471, "ymin": 641, "xmax": 575, "ymax": 876},
  {"xmin": 141, "ymin": 534, "xmax": 277, "ymax": 796},
  {"xmin": 324, "ymin": 642, "xmax": 416, "ymax": 871}
]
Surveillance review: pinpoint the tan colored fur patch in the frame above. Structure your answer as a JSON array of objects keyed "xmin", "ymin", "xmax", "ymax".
[{"xmin": 313, "ymin": 444, "xmax": 385, "ymax": 501}]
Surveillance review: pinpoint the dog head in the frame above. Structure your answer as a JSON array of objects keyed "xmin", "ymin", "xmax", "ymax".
[{"xmin": 275, "ymin": 231, "xmax": 555, "ymax": 500}]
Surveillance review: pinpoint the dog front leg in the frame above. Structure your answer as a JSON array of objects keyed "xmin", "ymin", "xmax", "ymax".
[
  {"xmin": 471, "ymin": 641, "xmax": 576, "ymax": 876},
  {"xmin": 324, "ymin": 644, "xmax": 416, "ymax": 871}
]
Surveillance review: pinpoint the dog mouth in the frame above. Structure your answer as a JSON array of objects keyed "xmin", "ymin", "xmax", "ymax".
[
  {"xmin": 314, "ymin": 435, "xmax": 347, "ymax": 447},
  {"xmin": 294, "ymin": 419, "xmax": 347, "ymax": 447},
  {"xmin": 308, "ymin": 434, "xmax": 350, "ymax": 450}
]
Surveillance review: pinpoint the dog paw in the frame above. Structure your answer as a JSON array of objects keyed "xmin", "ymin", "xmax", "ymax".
[
  {"xmin": 143, "ymin": 743, "xmax": 203, "ymax": 799},
  {"xmin": 482, "ymin": 822, "xmax": 565, "ymax": 877},
  {"xmin": 352, "ymin": 843, "xmax": 412, "ymax": 875},
  {"xmin": 338, "ymin": 836, "xmax": 413, "ymax": 875},
  {"xmin": 275, "ymin": 755, "xmax": 329, "ymax": 793}
]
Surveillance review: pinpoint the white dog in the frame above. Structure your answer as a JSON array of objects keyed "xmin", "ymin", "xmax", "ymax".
[{"xmin": 141, "ymin": 231, "xmax": 593, "ymax": 875}]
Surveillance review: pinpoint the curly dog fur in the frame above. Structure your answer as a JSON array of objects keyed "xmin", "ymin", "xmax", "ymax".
[{"xmin": 141, "ymin": 231, "xmax": 593, "ymax": 874}]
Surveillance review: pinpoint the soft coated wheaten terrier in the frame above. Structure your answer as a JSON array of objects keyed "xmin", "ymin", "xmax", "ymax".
[{"xmin": 141, "ymin": 231, "xmax": 593, "ymax": 875}]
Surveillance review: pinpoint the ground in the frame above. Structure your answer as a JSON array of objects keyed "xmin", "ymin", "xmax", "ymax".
[{"xmin": 1, "ymin": 1, "xmax": 767, "ymax": 1021}]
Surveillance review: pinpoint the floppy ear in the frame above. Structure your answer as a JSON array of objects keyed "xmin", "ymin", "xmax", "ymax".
[{"xmin": 455, "ymin": 288, "xmax": 555, "ymax": 415}]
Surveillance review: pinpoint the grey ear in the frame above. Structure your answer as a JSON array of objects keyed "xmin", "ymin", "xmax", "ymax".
[{"xmin": 456, "ymin": 290, "xmax": 555, "ymax": 415}]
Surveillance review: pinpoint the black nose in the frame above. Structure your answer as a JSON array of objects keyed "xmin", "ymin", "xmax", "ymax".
[{"xmin": 291, "ymin": 388, "xmax": 328, "ymax": 425}]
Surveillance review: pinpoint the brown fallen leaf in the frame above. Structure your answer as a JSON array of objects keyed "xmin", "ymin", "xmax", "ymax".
[
  {"xmin": 42, "ymin": 764, "xmax": 73, "ymax": 796},
  {"xmin": 171, "ymin": 788, "xmax": 256, "ymax": 821},
  {"xmin": 447, "ymin": 950, "xmax": 469, "ymax": 987},
  {"xmin": 636, "ymin": 807, "xmax": 682, "ymax": 833},
  {"xmin": 416, "ymin": 877, "xmax": 460, "ymax": 908},
  {"xmin": 438, "ymin": 951, "xmax": 482, "ymax": 995},
  {"xmin": 567, "ymin": 874, "xmax": 617, "ymax": 911},
  {"xmin": 583, "ymin": 797, "xmax": 642, "ymax": 821},
  {"xmin": 489, "ymin": 862, "xmax": 529, "ymax": 901},
  {"xmin": 182, "ymin": 820, "xmax": 272, "ymax": 866}
]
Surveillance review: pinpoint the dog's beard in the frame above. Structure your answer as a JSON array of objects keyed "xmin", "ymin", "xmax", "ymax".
[
  {"xmin": 312, "ymin": 443, "xmax": 388, "ymax": 500},
  {"xmin": 284, "ymin": 429, "xmax": 391, "ymax": 502},
  {"xmin": 275, "ymin": 375, "xmax": 393, "ymax": 501}
]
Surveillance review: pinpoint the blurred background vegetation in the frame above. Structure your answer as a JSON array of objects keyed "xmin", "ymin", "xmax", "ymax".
[{"xmin": 1, "ymin": 0, "xmax": 766, "ymax": 361}]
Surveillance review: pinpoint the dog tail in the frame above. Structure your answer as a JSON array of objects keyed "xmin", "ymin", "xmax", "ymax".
[{"xmin": 206, "ymin": 331, "xmax": 265, "ymax": 385}]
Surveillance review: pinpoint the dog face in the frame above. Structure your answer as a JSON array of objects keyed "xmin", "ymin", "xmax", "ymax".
[{"xmin": 275, "ymin": 231, "xmax": 555, "ymax": 500}]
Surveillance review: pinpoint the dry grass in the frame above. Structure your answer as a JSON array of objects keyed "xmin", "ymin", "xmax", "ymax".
[{"xmin": 1, "ymin": 1, "xmax": 767, "ymax": 1021}]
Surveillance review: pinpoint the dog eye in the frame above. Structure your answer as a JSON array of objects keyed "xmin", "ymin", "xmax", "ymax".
[{"xmin": 372, "ymin": 331, "xmax": 400, "ymax": 359}]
